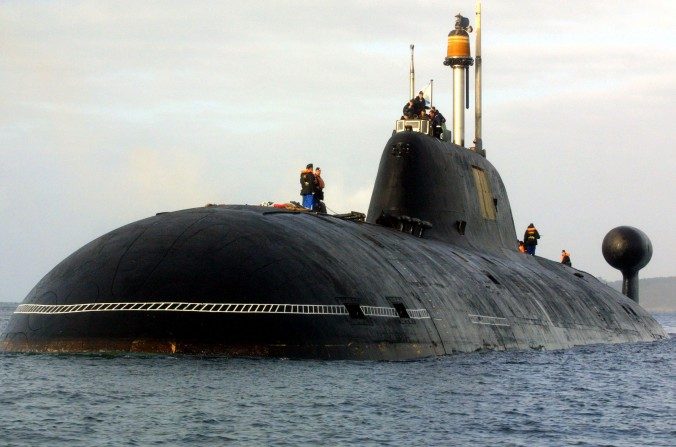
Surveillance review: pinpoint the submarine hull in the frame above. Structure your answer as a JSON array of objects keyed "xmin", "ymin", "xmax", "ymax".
[
  {"xmin": 1, "ymin": 208, "xmax": 666, "ymax": 358},
  {"xmin": 1, "ymin": 134, "xmax": 667, "ymax": 359}
]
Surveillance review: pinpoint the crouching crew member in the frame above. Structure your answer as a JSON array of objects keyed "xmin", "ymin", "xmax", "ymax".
[{"xmin": 560, "ymin": 249, "xmax": 572, "ymax": 267}]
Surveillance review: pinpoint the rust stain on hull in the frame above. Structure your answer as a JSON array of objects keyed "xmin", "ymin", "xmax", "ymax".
[{"xmin": 0, "ymin": 338, "xmax": 437, "ymax": 360}]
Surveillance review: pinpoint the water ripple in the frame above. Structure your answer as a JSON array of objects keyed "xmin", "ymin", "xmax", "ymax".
[{"xmin": 0, "ymin": 306, "xmax": 674, "ymax": 446}]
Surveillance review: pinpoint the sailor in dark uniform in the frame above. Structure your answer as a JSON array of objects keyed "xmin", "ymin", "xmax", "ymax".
[
  {"xmin": 430, "ymin": 107, "xmax": 446, "ymax": 138},
  {"xmin": 412, "ymin": 91, "xmax": 427, "ymax": 116},
  {"xmin": 300, "ymin": 163, "xmax": 316, "ymax": 209},
  {"xmin": 402, "ymin": 100, "xmax": 415, "ymax": 119},
  {"xmin": 523, "ymin": 223, "xmax": 540, "ymax": 255},
  {"xmin": 313, "ymin": 167, "xmax": 326, "ymax": 213}
]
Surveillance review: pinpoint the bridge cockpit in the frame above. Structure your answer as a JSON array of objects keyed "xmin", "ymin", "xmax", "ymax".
[{"xmin": 394, "ymin": 119, "xmax": 449, "ymax": 140}]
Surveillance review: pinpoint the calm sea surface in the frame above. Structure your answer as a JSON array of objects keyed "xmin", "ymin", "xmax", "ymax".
[{"xmin": 0, "ymin": 302, "xmax": 673, "ymax": 446}]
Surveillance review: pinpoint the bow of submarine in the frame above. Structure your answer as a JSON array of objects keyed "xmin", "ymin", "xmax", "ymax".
[{"xmin": 1, "ymin": 205, "xmax": 453, "ymax": 358}]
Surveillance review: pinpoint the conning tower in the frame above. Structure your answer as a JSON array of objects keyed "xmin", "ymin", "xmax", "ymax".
[
  {"xmin": 369, "ymin": 6, "xmax": 513, "ymax": 254},
  {"xmin": 366, "ymin": 133, "xmax": 517, "ymax": 255}
]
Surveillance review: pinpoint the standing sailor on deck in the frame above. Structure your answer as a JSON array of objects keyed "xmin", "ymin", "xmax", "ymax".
[
  {"xmin": 524, "ymin": 223, "xmax": 540, "ymax": 255},
  {"xmin": 300, "ymin": 163, "xmax": 316, "ymax": 210},
  {"xmin": 313, "ymin": 167, "xmax": 326, "ymax": 213}
]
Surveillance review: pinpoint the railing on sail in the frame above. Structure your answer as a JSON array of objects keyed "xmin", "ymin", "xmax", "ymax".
[
  {"xmin": 394, "ymin": 119, "xmax": 449, "ymax": 140},
  {"xmin": 395, "ymin": 119, "xmax": 431, "ymax": 135}
]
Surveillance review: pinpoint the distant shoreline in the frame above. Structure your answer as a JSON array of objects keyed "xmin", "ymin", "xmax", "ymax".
[{"xmin": 604, "ymin": 276, "xmax": 676, "ymax": 313}]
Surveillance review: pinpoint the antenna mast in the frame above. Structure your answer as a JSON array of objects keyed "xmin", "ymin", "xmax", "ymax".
[
  {"xmin": 474, "ymin": 0, "xmax": 485, "ymax": 156},
  {"xmin": 409, "ymin": 44, "xmax": 415, "ymax": 99}
]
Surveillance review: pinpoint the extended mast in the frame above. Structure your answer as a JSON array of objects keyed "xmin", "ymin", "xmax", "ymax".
[
  {"xmin": 444, "ymin": 14, "xmax": 473, "ymax": 147},
  {"xmin": 409, "ymin": 44, "xmax": 415, "ymax": 100},
  {"xmin": 473, "ymin": 0, "xmax": 485, "ymax": 156}
]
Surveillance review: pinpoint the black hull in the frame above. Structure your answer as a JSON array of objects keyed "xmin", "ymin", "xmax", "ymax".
[{"xmin": 1, "ymin": 134, "xmax": 667, "ymax": 359}]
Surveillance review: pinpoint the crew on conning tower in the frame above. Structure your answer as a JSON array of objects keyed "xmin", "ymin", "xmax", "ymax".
[{"xmin": 393, "ymin": 6, "xmax": 485, "ymax": 155}]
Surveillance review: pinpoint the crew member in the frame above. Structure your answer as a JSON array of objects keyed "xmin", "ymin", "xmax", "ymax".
[
  {"xmin": 429, "ymin": 107, "xmax": 446, "ymax": 138},
  {"xmin": 412, "ymin": 90, "xmax": 427, "ymax": 116},
  {"xmin": 313, "ymin": 167, "xmax": 326, "ymax": 213},
  {"xmin": 518, "ymin": 241, "xmax": 526, "ymax": 253},
  {"xmin": 300, "ymin": 163, "xmax": 316, "ymax": 210},
  {"xmin": 560, "ymin": 249, "xmax": 572, "ymax": 267},
  {"xmin": 402, "ymin": 100, "xmax": 415, "ymax": 119},
  {"xmin": 523, "ymin": 223, "xmax": 540, "ymax": 256}
]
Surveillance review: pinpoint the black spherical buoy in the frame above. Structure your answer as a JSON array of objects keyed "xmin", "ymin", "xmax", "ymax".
[{"xmin": 602, "ymin": 226, "xmax": 652, "ymax": 303}]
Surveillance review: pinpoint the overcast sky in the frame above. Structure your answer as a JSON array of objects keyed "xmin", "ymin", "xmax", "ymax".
[{"xmin": 1, "ymin": 1, "xmax": 674, "ymax": 302}]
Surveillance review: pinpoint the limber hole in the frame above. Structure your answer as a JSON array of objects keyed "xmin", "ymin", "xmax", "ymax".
[
  {"xmin": 485, "ymin": 272, "xmax": 500, "ymax": 285},
  {"xmin": 344, "ymin": 303, "xmax": 366, "ymax": 319},
  {"xmin": 456, "ymin": 220, "xmax": 467, "ymax": 235},
  {"xmin": 392, "ymin": 303, "xmax": 410, "ymax": 319}
]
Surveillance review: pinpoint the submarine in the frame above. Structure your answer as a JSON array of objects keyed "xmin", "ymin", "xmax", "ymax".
[{"xmin": 1, "ymin": 5, "xmax": 667, "ymax": 359}]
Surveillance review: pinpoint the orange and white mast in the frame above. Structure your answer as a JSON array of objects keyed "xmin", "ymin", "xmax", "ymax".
[{"xmin": 443, "ymin": 13, "xmax": 473, "ymax": 147}]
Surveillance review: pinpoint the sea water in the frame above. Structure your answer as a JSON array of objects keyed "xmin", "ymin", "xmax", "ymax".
[{"xmin": 0, "ymin": 302, "xmax": 673, "ymax": 446}]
